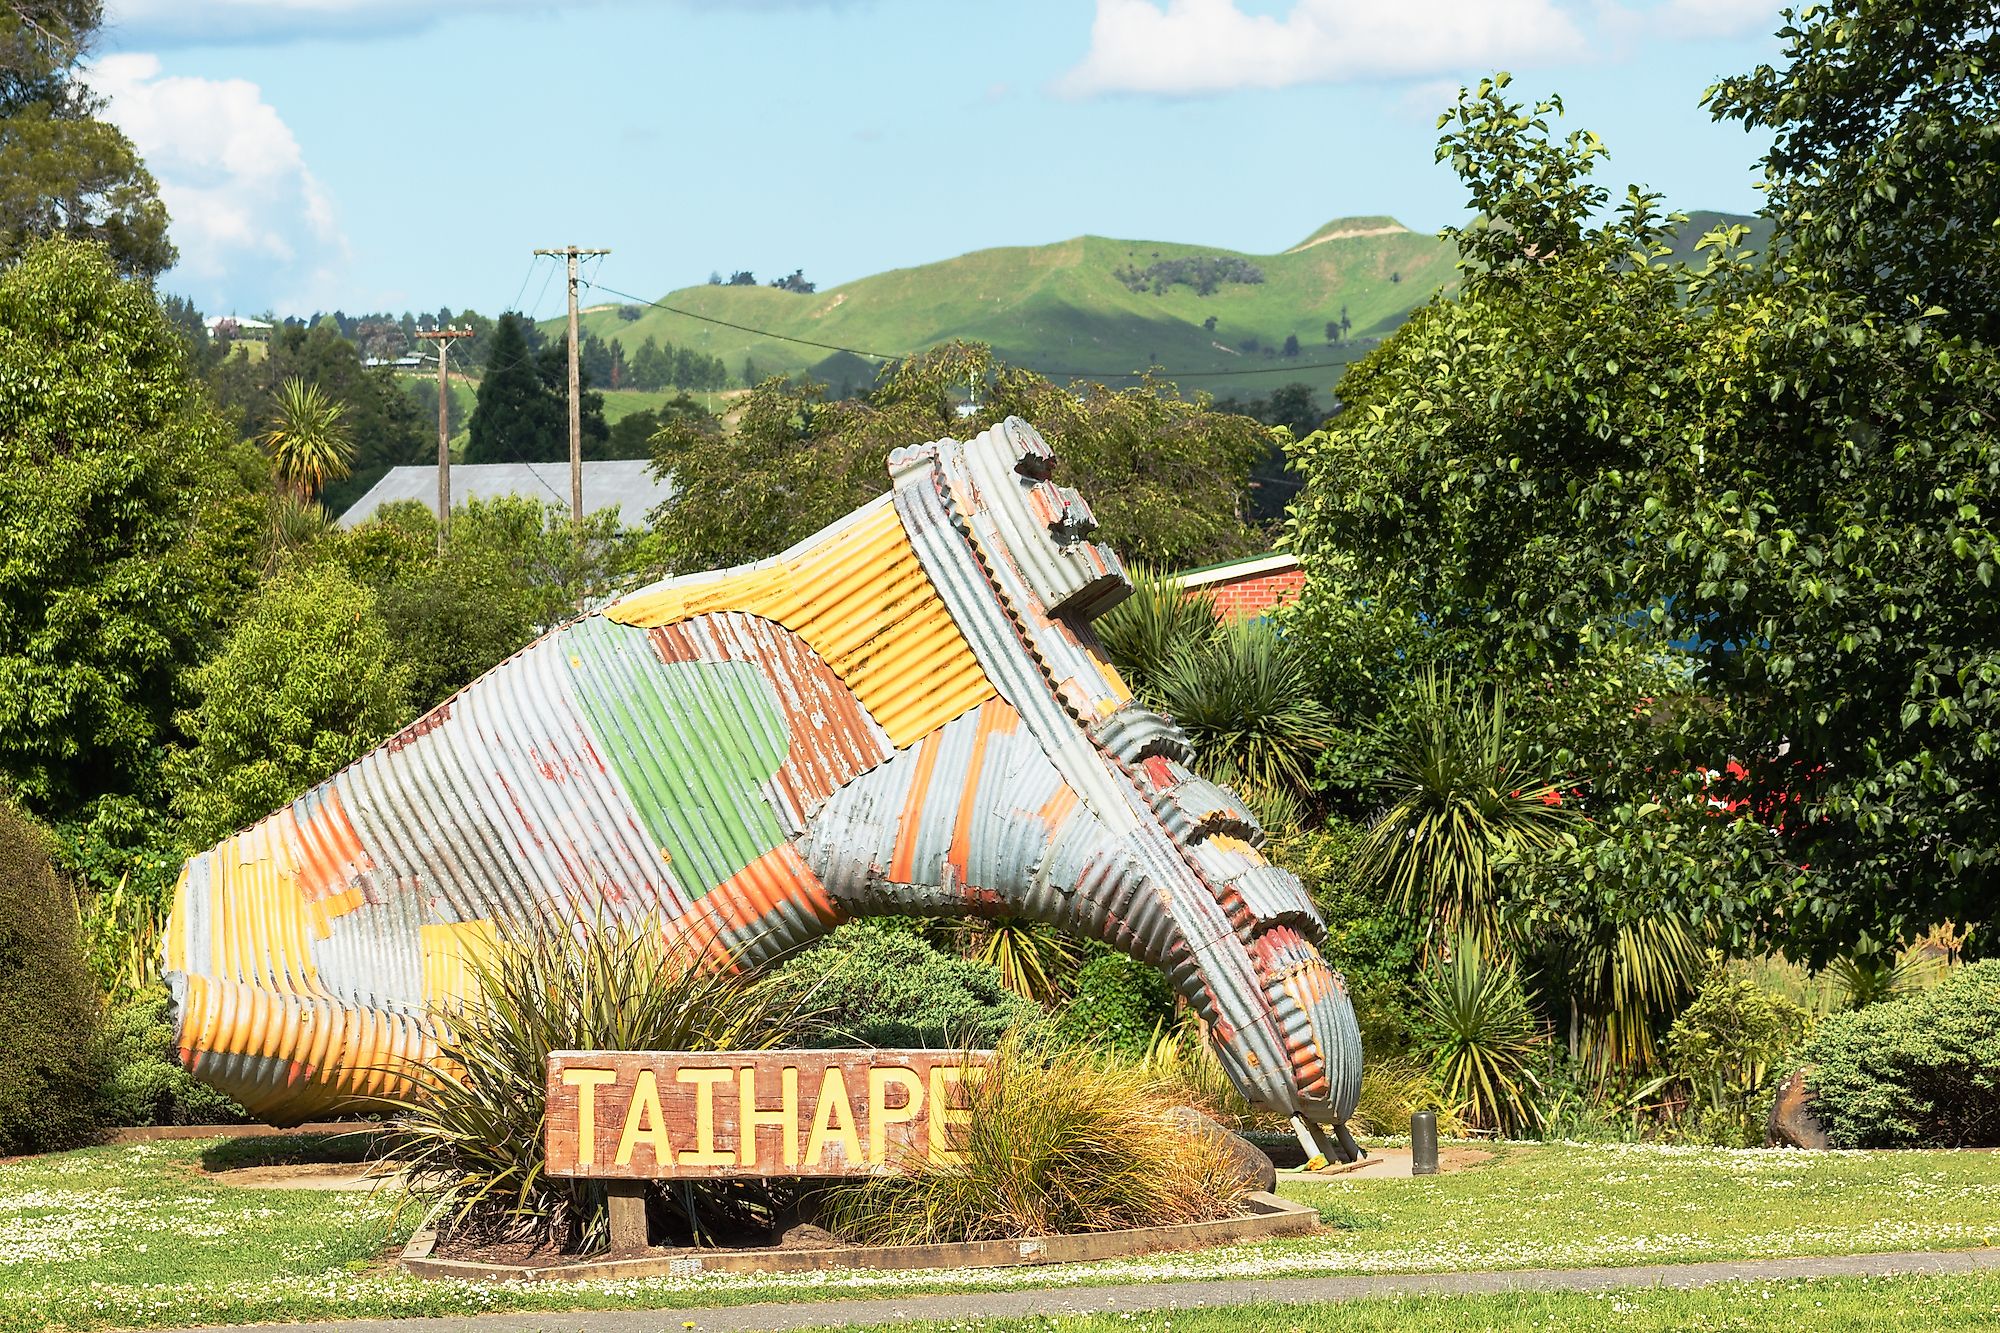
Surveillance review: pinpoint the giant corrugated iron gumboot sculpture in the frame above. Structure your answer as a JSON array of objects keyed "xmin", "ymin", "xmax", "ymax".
[{"xmin": 163, "ymin": 418, "xmax": 1363, "ymax": 1156}]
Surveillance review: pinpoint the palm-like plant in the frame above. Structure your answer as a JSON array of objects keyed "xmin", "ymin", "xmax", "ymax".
[
  {"xmin": 1416, "ymin": 932, "xmax": 1545, "ymax": 1137},
  {"xmin": 1091, "ymin": 563, "xmax": 1218, "ymax": 699},
  {"xmin": 390, "ymin": 917, "xmax": 810, "ymax": 1251},
  {"xmin": 1151, "ymin": 615, "xmax": 1341, "ymax": 827},
  {"xmin": 957, "ymin": 916, "xmax": 1079, "ymax": 1005},
  {"xmin": 261, "ymin": 492, "xmax": 333, "ymax": 573},
  {"xmin": 1361, "ymin": 669, "xmax": 1576, "ymax": 950},
  {"xmin": 1550, "ymin": 912, "xmax": 1708, "ymax": 1073},
  {"xmin": 260, "ymin": 378, "xmax": 353, "ymax": 500}
]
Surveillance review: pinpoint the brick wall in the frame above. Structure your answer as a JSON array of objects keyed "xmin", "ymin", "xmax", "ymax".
[{"xmin": 1204, "ymin": 567, "xmax": 1306, "ymax": 620}]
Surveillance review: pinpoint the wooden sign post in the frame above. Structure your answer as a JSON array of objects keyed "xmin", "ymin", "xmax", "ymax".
[{"xmin": 546, "ymin": 1050, "xmax": 990, "ymax": 1246}]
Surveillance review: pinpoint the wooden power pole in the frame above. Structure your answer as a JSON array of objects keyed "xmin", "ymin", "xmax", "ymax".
[
  {"xmin": 533, "ymin": 245, "xmax": 611, "ymax": 524},
  {"xmin": 416, "ymin": 326, "xmax": 473, "ymax": 552}
]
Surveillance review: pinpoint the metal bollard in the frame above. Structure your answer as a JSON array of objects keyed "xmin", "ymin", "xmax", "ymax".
[{"xmin": 1411, "ymin": 1110, "xmax": 1439, "ymax": 1176}]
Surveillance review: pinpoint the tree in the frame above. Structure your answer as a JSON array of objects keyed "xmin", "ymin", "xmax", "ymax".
[
  {"xmin": 0, "ymin": 2, "xmax": 173, "ymax": 278},
  {"xmin": 728, "ymin": 270, "xmax": 756, "ymax": 286},
  {"xmin": 1289, "ymin": 71, "xmax": 2000, "ymax": 960},
  {"xmin": 1282, "ymin": 332, "xmax": 1301, "ymax": 357},
  {"xmin": 259, "ymin": 378, "xmax": 352, "ymax": 500},
  {"xmin": 541, "ymin": 336, "xmax": 611, "ymax": 461},
  {"xmin": 769, "ymin": 268, "xmax": 815, "ymax": 294},
  {"xmin": 169, "ymin": 563, "xmax": 410, "ymax": 845},
  {"xmin": 1705, "ymin": 0, "xmax": 1999, "ymax": 345},
  {"xmin": 465, "ymin": 312, "xmax": 561, "ymax": 464},
  {"xmin": 0, "ymin": 239, "xmax": 258, "ymax": 824},
  {"xmin": 206, "ymin": 320, "xmax": 426, "ymax": 517},
  {"xmin": 337, "ymin": 495, "xmax": 649, "ymax": 708},
  {"xmin": 650, "ymin": 341, "xmax": 1271, "ymax": 573}
]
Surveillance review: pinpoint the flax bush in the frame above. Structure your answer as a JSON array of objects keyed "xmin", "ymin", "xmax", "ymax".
[
  {"xmin": 390, "ymin": 917, "xmax": 809, "ymax": 1252},
  {"xmin": 819, "ymin": 1036, "xmax": 1250, "ymax": 1245}
]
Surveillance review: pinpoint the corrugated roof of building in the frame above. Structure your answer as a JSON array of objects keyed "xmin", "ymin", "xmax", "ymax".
[{"xmin": 336, "ymin": 461, "xmax": 673, "ymax": 529}]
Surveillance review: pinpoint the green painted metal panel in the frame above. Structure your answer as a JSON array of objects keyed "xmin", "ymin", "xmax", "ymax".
[{"xmin": 560, "ymin": 616, "xmax": 788, "ymax": 896}]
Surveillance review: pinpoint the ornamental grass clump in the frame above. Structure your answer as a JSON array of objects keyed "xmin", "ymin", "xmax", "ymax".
[
  {"xmin": 820, "ymin": 1036, "xmax": 1250, "ymax": 1245},
  {"xmin": 389, "ymin": 916, "xmax": 808, "ymax": 1253}
]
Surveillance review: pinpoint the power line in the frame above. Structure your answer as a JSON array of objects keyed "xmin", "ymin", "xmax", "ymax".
[{"xmin": 579, "ymin": 279, "xmax": 1363, "ymax": 382}]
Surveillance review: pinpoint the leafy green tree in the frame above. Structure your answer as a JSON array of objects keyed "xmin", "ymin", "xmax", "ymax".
[
  {"xmin": 337, "ymin": 495, "xmax": 650, "ymax": 708},
  {"xmin": 170, "ymin": 563, "xmax": 410, "ymax": 845},
  {"xmin": 0, "ymin": 239, "xmax": 258, "ymax": 824},
  {"xmin": 651, "ymin": 341, "xmax": 1270, "ymax": 573},
  {"xmin": 1705, "ymin": 0, "xmax": 1999, "ymax": 345},
  {"xmin": 0, "ymin": 1, "xmax": 172, "ymax": 277},
  {"xmin": 1289, "ymin": 72, "xmax": 2000, "ymax": 960},
  {"xmin": 628, "ymin": 335, "xmax": 671, "ymax": 392}
]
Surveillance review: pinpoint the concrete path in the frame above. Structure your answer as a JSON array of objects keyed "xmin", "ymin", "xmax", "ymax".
[{"xmin": 171, "ymin": 1247, "xmax": 2000, "ymax": 1333}]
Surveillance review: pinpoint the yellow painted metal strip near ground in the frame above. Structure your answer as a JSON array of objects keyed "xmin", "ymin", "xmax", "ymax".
[{"xmin": 606, "ymin": 503, "xmax": 994, "ymax": 745}]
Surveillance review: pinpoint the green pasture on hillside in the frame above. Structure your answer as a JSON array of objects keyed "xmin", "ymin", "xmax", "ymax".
[{"xmin": 551, "ymin": 218, "xmax": 1462, "ymax": 400}]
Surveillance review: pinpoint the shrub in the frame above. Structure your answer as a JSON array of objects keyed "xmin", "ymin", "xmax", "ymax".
[
  {"xmin": 1797, "ymin": 960, "xmax": 2000, "ymax": 1148},
  {"xmin": 94, "ymin": 985, "xmax": 248, "ymax": 1128},
  {"xmin": 819, "ymin": 1035, "xmax": 1251, "ymax": 1244},
  {"xmin": 1092, "ymin": 563, "xmax": 1216, "ymax": 699},
  {"xmin": 1666, "ymin": 956, "xmax": 1811, "ymax": 1147},
  {"xmin": 1151, "ymin": 616, "xmax": 1341, "ymax": 826},
  {"xmin": 1053, "ymin": 951, "xmax": 1175, "ymax": 1061},
  {"xmin": 392, "ymin": 919, "xmax": 808, "ymax": 1251},
  {"xmin": 1412, "ymin": 933, "xmax": 1546, "ymax": 1137},
  {"xmin": 0, "ymin": 803, "xmax": 102, "ymax": 1154},
  {"xmin": 170, "ymin": 563, "xmax": 411, "ymax": 845},
  {"xmin": 778, "ymin": 922, "xmax": 1040, "ymax": 1050}
]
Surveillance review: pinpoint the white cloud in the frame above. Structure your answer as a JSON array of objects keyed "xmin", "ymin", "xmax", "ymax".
[
  {"xmin": 103, "ymin": 0, "xmax": 851, "ymax": 48},
  {"xmin": 89, "ymin": 53, "xmax": 347, "ymax": 312},
  {"xmin": 1057, "ymin": 0, "xmax": 1592, "ymax": 97},
  {"xmin": 1658, "ymin": 0, "xmax": 1773, "ymax": 39}
]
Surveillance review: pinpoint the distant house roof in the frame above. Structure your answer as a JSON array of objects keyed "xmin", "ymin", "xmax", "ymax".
[
  {"xmin": 337, "ymin": 461, "xmax": 673, "ymax": 530},
  {"xmin": 203, "ymin": 315, "xmax": 273, "ymax": 331}
]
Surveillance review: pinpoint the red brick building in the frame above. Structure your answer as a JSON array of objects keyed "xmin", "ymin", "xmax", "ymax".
[{"xmin": 1175, "ymin": 551, "xmax": 1305, "ymax": 619}]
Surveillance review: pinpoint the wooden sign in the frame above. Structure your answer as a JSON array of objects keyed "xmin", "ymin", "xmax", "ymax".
[{"xmin": 545, "ymin": 1049, "xmax": 990, "ymax": 1179}]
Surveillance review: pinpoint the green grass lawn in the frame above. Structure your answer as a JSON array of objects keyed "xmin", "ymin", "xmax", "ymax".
[
  {"xmin": 3, "ymin": 1139, "xmax": 1996, "ymax": 1332},
  {"xmin": 800, "ymin": 1275, "xmax": 2000, "ymax": 1331}
]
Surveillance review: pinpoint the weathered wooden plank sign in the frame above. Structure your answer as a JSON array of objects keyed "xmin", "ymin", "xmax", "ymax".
[{"xmin": 545, "ymin": 1050, "xmax": 991, "ymax": 1179}]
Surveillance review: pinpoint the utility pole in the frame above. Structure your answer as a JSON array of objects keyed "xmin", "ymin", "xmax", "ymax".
[
  {"xmin": 416, "ymin": 326, "xmax": 474, "ymax": 552},
  {"xmin": 533, "ymin": 245, "xmax": 610, "ymax": 524}
]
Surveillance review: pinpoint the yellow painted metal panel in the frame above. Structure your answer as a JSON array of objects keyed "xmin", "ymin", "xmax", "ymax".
[
  {"xmin": 607, "ymin": 504, "xmax": 993, "ymax": 746},
  {"xmin": 421, "ymin": 919, "xmax": 497, "ymax": 1009}
]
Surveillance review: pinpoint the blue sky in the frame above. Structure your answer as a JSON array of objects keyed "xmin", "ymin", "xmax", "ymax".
[{"xmin": 92, "ymin": 0, "xmax": 1785, "ymax": 317}]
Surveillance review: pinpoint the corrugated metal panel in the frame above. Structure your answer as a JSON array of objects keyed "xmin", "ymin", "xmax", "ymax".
[
  {"xmin": 604, "ymin": 497, "xmax": 994, "ymax": 747},
  {"xmin": 168, "ymin": 413, "xmax": 1361, "ymax": 1136}
]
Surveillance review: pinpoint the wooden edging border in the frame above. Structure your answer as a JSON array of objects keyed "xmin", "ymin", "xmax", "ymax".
[{"xmin": 399, "ymin": 1190, "xmax": 1318, "ymax": 1282}]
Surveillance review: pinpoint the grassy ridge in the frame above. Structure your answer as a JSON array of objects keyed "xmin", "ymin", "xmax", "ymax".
[{"xmin": 558, "ymin": 217, "xmax": 1463, "ymax": 399}]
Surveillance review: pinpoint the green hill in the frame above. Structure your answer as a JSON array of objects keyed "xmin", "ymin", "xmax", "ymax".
[
  {"xmin": 552, "ymin": 217, "xmax": 1462, "ymax": 400},
  {"xmin": 545, "ymin": 209, "xmax": 1765, "ymax": 401}
]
